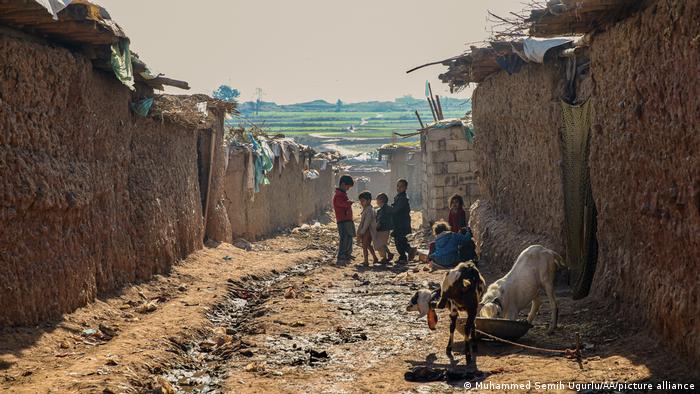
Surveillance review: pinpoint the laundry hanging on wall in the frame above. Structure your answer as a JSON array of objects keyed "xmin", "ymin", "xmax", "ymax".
[
  {"xmin": 560, "ymin": 99, "xmax": 597, "ymax": 299},
  {"xmin": 110, "ymin": 39, "xmax": 135, "ymax": 90},
  {"xmin": 130, "ymin": 97, "xmax": 154, "ymax": 117}
]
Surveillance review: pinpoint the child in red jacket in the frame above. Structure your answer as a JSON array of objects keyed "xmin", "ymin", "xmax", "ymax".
[{"xmin": 333, "ymin": 175, "xmax": 355, "ymax": 263}]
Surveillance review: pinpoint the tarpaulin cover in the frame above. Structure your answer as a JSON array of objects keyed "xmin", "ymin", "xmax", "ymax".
[
  {"xmin": 35, "ymin": 0, "xmax": 72, "ymax": 20},
  {"xmin": 522, "ymin": 37, "xmax": 574, "ymax": 63}
]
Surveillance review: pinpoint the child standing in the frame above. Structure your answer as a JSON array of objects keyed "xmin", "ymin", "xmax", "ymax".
[
  {"xmin": 356, "ymin": 191, "xmax": 379, "ymax": 266},
  {"xmin": 392, "ymin": 179, "xmax": 417, "ymax": 263},
  {"xmin": 374, "ymin": 193, "xmax": 394, "ymax": 264},
  {"xmin": 333, "ymin": 175, "xmax": 355, "ymax": 264},
  {"xmin": 448, "ymin": 194, "xmax": 468, "ymax": 233}
]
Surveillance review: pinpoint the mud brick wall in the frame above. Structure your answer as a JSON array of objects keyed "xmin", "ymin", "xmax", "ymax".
[
  {"xmin": 204, "ymin": 121, "xmax": 233, "ymax": 243},
  {"xmin": 588, "ymin": 0, "xmax": 700, "ymax": 365},
  {"xmin": 343, "ymin": 169, "xmax": 391, "ymax": 201},
  {"xmin": 223, "ymin": 153, "xmax": 333, "ymax": 241},
  {"xmin": 469, "ymin": 200, "xmax": 561, "ymax": 274},
  {"xmin": 421, "ymin": 124, "xmax": 479, "ymax": 227},
  {"xmin": 471, "ymin": 62, "xmax": 569, "ymax": 263},
  {"xmin": 0, "ymin": 35, "xmax": 204, "ymax": 325},
  {"xmin": 468, "ymin": 60, "xmax": 594, "ymax": 272},
  {"xmin": 386, "ymin": 149, "xmax": 423, "ymax": 209}
]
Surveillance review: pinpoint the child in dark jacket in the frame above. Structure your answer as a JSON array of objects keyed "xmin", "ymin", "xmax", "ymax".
[
  {"xmin": 374, "ymin": 193, "xmax": 394, "ymax": 263},
  {"xmin": 391, "ymin": 179, "xmax": 417, "ymax": 262},
  {"xmin": 333, "ymin": 175, "xmax": 355, "ymax": 263}
]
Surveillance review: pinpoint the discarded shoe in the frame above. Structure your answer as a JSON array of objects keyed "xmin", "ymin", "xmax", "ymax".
[{"xmin": 404, "ymin": 366, "xmax": 446, "ymax": 382}]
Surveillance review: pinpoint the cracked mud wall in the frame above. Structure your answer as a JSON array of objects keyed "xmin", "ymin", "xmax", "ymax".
[
  {"xmin": 588, "ymin": 0, "xmax": 700, "ymax": 364},
  {"xmin": 223, "ymin": 153, "xmax": 333, "ymax": 241},
  {"xmin": 470, "ymin": 62, "xmax": 575, "ymax": 272},
  {"xmin": 0, "ymin": 35, "xmax": 204, "ymax": 325}
]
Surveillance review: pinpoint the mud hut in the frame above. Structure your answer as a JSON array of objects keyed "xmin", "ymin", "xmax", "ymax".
[
  {"xmin": 414, "ymin": 0, "xmax": 700, "ymax": 365},
  {"xmin": 0, "ymin": 0, "xmax": 234, "ymax": 325},
  {"xmin": 377, "ymin": 144, "xmax": 423, "ymax": 208}
]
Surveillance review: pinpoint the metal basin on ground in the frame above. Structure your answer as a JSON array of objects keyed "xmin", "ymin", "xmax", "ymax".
[{"xmin": 456, "ymin": 317, "xmax": 533, "ymax": 340}]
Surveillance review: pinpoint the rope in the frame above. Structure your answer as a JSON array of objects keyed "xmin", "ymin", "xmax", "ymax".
[{"xmin": 475, "ymin": 329, "xmax": 582, "ymax": 359}]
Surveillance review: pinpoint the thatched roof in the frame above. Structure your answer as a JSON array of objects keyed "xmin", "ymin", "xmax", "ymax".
[
  {"xmin": 409, "ymin": 0, "xmax": 643, "ymax": 91},
  {"xmin": 150, "ymin": 95, "xmax": 237, "ymax": 130},
  {"xmin": 526, "ymin": 0, "xmax": 643, "ymax": 37},
  {"xmin": 0, "ymin": 0, "xmax": 188, "ymax": 91}
]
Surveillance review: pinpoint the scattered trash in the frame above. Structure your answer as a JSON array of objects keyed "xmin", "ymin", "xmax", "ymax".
[
  {"xmin": 81, "ymin": 328, "xmax": 98, "ymax": 337},
  {"xmin": 137, "ymin": 302, "xmax": 158, "ymax": 314},
  {"xmin": 404, "ymin": 366, "xmax": 445, "ymax": 382},
  {"xmin": 98, "ymin": 323, "xmax": 118, "ymax": 338},
  {"xmin": 306, "ymin": 348, "xmax": 329, "ymax": 365}
]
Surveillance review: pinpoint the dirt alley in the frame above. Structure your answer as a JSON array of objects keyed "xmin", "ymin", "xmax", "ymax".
[{"xmin": 0, "ymin": 209, "xmax": 693, "ymax": 393}]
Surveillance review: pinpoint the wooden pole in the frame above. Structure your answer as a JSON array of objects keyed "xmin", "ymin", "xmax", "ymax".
[
  {"xmin": 426, "ymin": 98, "xmax": 437, "ymax": 122},
  {"xmin": 414, "ymin": 110, "xmax": 425, "ymax": 129},
  {"xmin": 435, "ymin": 95, "xmax": 444, "ymax": 120},
  {"xmin": 430, "ymin": 97, "xmax": 440, "ymax": 120}
]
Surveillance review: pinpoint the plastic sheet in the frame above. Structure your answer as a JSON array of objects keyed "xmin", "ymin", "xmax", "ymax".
[{"xmin": 35, "ymin": 0, "xmax": 71, "ymax": 20}]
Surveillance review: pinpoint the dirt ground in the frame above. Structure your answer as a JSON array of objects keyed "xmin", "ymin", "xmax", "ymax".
[{"xmin": 1, "ymin": 209, "xmax": 696, "ymax": 393}]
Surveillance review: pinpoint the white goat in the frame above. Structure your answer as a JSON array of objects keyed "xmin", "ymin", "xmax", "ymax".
[{"xmin": 479, "ymin": 245, "xmax": 564, "ymax": 333}]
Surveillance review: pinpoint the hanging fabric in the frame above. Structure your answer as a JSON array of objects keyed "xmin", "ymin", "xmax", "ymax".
[
  {"xmin": 130, "ymin": 97, "xmax": 154, "ymax": 117},
  {"xmin": 110, "ymin": 39, "xmax": 135, "ymax": 90},
  {"xmin": 245, "ymin": 148, "xmax": 255, "ymax": 192},
  {"xmin": 561, "ymin": 99, "xmax": 597, "ymax": 298},
  {"xmin": 463, "ymin": 126, "xmax": 475, "ymax": 144}
]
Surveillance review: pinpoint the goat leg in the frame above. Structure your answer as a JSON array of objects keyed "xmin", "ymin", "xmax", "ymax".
[
  {"xmin": 446, "ymin": 313, "xmax": 457, "ymax": 359},
  {"xmin": 465, "ymin": 312, "xmax": 477, "ymax": 366},
  {"xmin": 544, "ymin": 281, "xmax": 558, "ymax": 334}
]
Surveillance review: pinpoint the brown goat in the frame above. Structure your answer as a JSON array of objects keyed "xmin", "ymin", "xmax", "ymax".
[{"xmin": 437, "ymin": 262, "xmax": 485, "ymax": 366}]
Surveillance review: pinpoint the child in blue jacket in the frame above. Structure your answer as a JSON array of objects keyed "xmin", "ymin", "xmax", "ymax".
[{"xmin": 429, "ymin": 221, "xmax": 474, "ymax": 269}]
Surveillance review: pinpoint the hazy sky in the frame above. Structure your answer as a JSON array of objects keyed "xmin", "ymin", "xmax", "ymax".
[{"xmin": 92, "ymin": 0, "xmax": 522, "ymax": 104}]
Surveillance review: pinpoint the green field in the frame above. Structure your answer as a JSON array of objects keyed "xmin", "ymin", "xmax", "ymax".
[
  {"xmin": 229, "ymin": 109, "xmax": 467, "ymax": 155},
  {"xmin": 228, "ymin": 97, "xmax": 471, "ymax": 155}
]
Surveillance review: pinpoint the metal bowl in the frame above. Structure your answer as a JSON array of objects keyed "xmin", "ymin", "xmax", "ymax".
[{"xmin": 456, "ymin": 317, "xmax": 533, "ymax": 340}]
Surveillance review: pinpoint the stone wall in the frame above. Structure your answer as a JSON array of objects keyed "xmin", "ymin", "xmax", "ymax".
[
  {"xmin": 223, "ymin": 152, "xmax": 333, "ymax": 241},
  {"xmin": 0, "ymin": 34, "xmax": 208, "ymax": 325},
  {"xmin": 587, "ymin": 0, "xmax": 700, "ymax": 365},
  {"xmin": 420, "ymin": 123, "xmax": 479, "ymax": 226}
]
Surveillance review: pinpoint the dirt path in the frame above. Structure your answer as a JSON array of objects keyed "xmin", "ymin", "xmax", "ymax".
[{"xmin": 1, "ymin": 211, "xmax": 694, "ymax": 393}]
